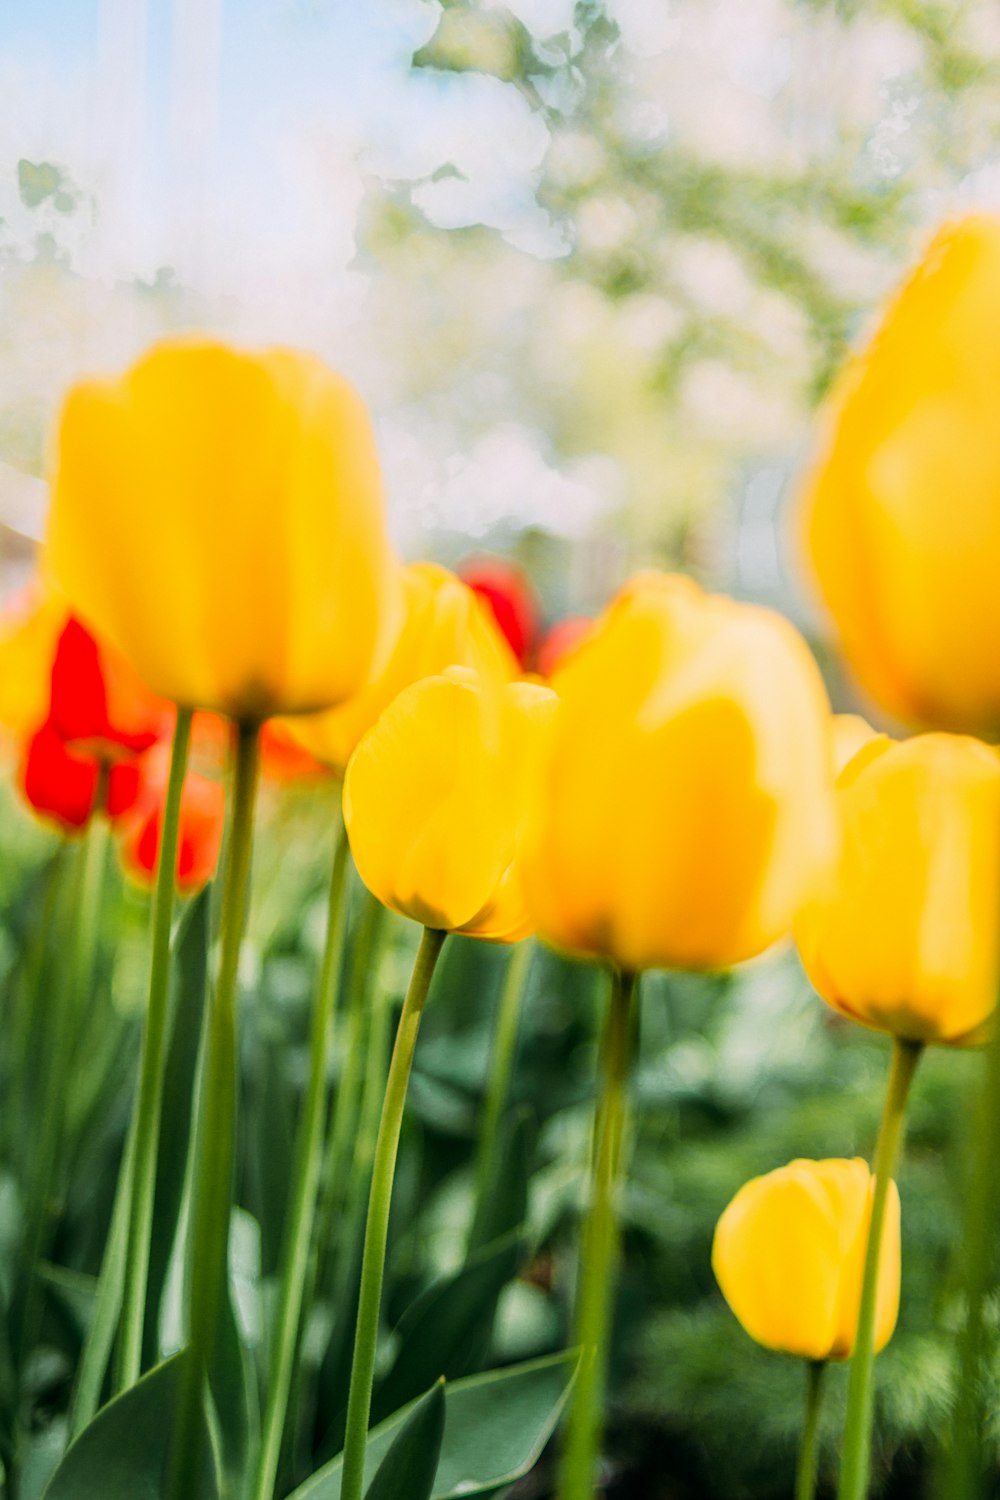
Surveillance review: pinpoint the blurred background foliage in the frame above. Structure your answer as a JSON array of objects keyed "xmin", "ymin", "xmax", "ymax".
[
  {"xmin": 3, "ymin": 1, "xmax": 1000, "ymax": 613},
  {"xmin": 2, "ymin": 2, "xmax": 1000, "ymax": 1495}
]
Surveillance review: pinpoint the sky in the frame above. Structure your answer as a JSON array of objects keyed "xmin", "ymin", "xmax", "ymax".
[{"xmin": 0, "ymin": 0, "xmax": 553, "ymax": 294}]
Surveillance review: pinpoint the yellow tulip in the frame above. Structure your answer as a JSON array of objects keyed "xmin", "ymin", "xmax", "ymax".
[
  {"xmin": 344, "ymin": 667, "xmax": 557, "ymax": 940},
  {"xmin": 523, "ymin": 572, "xmax": 838, "ymax": 973},
  {"xmin": 795, "ymin": 732, "xmax": 1000, "ymax": 1046},
  {"xmin": 287, "ymin": 561, "xmax": 517, "ymax": 775},
  {"xmin": 831, "ymin": 713, "xmax": 878, "ymax": 776},
  {"xmin": 713, "ymin": 1158, "xmax": 900, "ymax": 1361},
  {"xmin": 46, "ymin": 337, "xmax": 400, "ymax": 722},
  {"xmin": 801, "ymin": 214, "xmax": 1000, "ymax": 735},
  {"xmin": 0, "ymin": 587, "xmax": 68, "ymax": 738}
]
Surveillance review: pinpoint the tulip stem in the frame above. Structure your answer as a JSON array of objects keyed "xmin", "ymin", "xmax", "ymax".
[
  {"xmin": 116, "ymin": 707, "xmax": 193, "ymax": 1393},
  {"xmin": 469, "ymin": 939, "xmax": 533, "ymax": 1248},
  {"xmin": 557, "ymin": 966, "xmax": 638, "ymax": 1500},
  {"xmin": 797, "ymin": 1361, "xmax": 827, "ymax": 1500},
  {"xmin": 313, "ymin": 888, "xmax": 387, "ymax": 1308},
  {"xmin": 16, "ymin": 802, "xmax": 109, "ymax": 1369},
  {"xmin": 169, "ymin": 721, "xmax": 261, "ymax": 1500},
  {"xmin": 838, "ymin": 1036, "xmax": 922, "ymax": 1500},
  {"xmin": 252, "ymin": 812, "xmax": 351, "ymax": 1500},
  {"xmin": 945, "ymin": 992, "xmax": 1000, "ymax": 1497},
  {"xmin": 339, "ymin": 925, "xmax": 447, "ymax": 1500}
]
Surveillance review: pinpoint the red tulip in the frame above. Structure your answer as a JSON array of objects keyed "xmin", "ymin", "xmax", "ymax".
[
  {"xmin": 458, "ymin": 556, "xmax": 539, "ymax": 670},
  {"xmin": 17, "ymin": 615, "xmax": 169, "ymax": 835}
]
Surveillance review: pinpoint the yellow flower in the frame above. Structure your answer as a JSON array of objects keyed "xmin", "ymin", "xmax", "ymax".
[
  {"xmin": 795, "ymin": 732, "xmax": 1000, "ymax": 1046},
  {"xmin": 287, "ymin": 561, "xmax": 517, "ymax": 776},
  {"xmin": 523, "ymin": 572, "xmax": 838, "ymax": 973},
  {"xmin": 713, "ymin": 1158, "xmax": 900, "ymax": 1362},
  {"xmin": 0, "ymin": 586, "xmax": 67, "ymax": 738},
  {"xmin": 831, "ymin": 713, "xmax": 879, "ymax": 775},
  {"xmin": 344, "ymin": 667, "xmax": 557, "ymax": 940},
  {"xmin": 801, "ymin": 214, "xmax": 1000, "ymax": 735},
  {"xmin": 46, "ymin": 338, "xmax": 400, "ymax": 722}
]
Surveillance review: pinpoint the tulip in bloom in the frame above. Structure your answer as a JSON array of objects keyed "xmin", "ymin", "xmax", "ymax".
[
  {"xmin": 524, "ymin": 572, "xmax": 838, "ymax": 973},
  {"xmin": 795, "ymin": 733, "xmax": 1000, "ymax": 1046},
  {"xmin": 47, "ymin": 337, "xmax": 400, "ymax": 722},
  {"xmin": 344, "ymin": 667, "xmax": 557, "ymax": 940},
  {"xmin": 713, "ymin": 1158, "xmax": 900, "ymax": 1361},
  {"xmin": 14, "ymin": 610, "xmax": 169, "ymax": 834},
  {"xmin": 289, "ymin": 562, "xmax": 517, "ymax": 776},
  {"xmin": 458, "ymin": 555, "xmax": 539, "ymax": 670},
  {"xmin": 801, "ymin": 214, "xmax": 1000, "ymax": 735}
]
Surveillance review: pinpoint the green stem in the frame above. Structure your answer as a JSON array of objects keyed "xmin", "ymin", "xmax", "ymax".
[
  {"xmin": 115, "ymin": 708, "xmax": 192, "ymax": 1392},
  {"xmin": 557, "ymin": 967, "xmax": 638, "ymax": 1500},
  {"xmin": 838, "ymin": 1037, "xmax": 922, "ymax": 1500},
  {"xmin": 9, "ymin": 846, "xmax": 68, "ymax": 1171},
  {"xmin": 339, "ymin": 926, "xmax": 447, "ymax": 1500},
  {"xmin": 946, "ymin": 1010, "xmax": 1000, "ymax": 1497},
  {"xmin": 70, "ymin": 1120, "xmax": 137, "ymax": 1432},
  {"xmin": 313, "ymin": 888, "xmax": 387, "ymax": 1309},
  {"xmin": 796, "ymin": 1361, "xmax": 827, "ymax": 1500},
  {"xmin": 470, "ymin": 940, "xmax": 533, "ymax": 1241},
  {"xmin": 252, "ymin": 814, "xmax": 351, "ymax": 1500},
  {"xmin": 15, "ymin": 808, "xmax": 110, "ymax": 1365},
  {"xmin": 169, "ymin": 722, "xmax": 261, "ymax": 1500}
]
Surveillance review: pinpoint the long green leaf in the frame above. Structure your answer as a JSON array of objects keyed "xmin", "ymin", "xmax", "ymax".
[
  {"xmin": 144, "ymin": 892, "xmax": 211, "ymax": 1365},
  {"xmin": 42, "ymin": 1351, "xmax": 217, "ymax": 1500},
  {"xmin": 363, "ymin": 1381, "xmax": 444, "ymax": 1500},
  {"xmin": 289, "ymin": 1350, "xmax": 577, "ymax": 1500},
  {"xmin": 370, "ymin": 1228, "xmax": 524, "ymax": 1426}
]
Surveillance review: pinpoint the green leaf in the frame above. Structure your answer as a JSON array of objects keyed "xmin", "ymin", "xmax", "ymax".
[
  {"xmin": 466, "ymin": 1104, "xmax": 536, "ymax": 1256},
  {"xmin": 371, "ymin": 1228, "xmax": 524, "ymax": 1426},
  {"xmin": 363, "ymin": 1380, "xmax": 445, "ymax": 1500},
  {"xmin": 289, "ymin": 1350, "xmax": 577, "ymax": 1500},
  {"xmin": 145, "ymin": 892, "xmax": 210, "ymax": 1363},
  {"xmin": 42, "ymin": 1351, "xmax": 217, "ymax": 1500}
]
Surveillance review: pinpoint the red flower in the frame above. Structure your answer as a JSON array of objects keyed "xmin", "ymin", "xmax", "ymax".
[
  {"xmin": 20, "ymin": 722, "xmax": 143, "ymax": 832},
  {"xmin": 118, "ymin": 745, "xmax": 225, "ymax": 894},
  {"xmin": 48, "ymin": 616, "xmax": 169, "ymax": 754},
  {"xmin": 17, "ymin": 614, "xmax": 171, "ymax": 835},
  {"xmin": 457, "ymin": 556, "xmax": 539, "ymax": 670}
]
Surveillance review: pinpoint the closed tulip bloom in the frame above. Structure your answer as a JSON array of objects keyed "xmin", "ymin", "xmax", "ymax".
[
  {"xmin": 795, "ymin": 733, "xmax": 1000, "ymax": 1046},
  {"xmin": 713, "ymin": 1158, "xmax": 900, "ymax": 1361},
  {"xmin": 524, "ymin": 572, "xmax": 837, "ymax": 973},
  {"xmin": 802, "ymin": 214, "xmax": 1000, "ymax": 734},
  {"xmin": 47, "ymin": 337, "xmax": 400, "ymax": 721},
  {"xmin": 345, "ymin": 667, "xmax": 557, "ymax": 940},
  {"xmin": 289, "ymin": 561, "xmax": 517, "ymax": 775}
]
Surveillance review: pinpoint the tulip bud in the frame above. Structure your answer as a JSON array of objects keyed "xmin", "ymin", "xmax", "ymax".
[
  {"xmin": 523, "ymin": 572, "xmax": 838, "ymax": 973},
  {"xmin": 801, "ymin": 214, "xmax": 1000, "ymax": 734},
  {"xmin": 289, "ymin": 562, "xmax": 517, "ymax": 777},
  {"xmin": 47, "ymin": 338, "xmax": 401, "ymax": 722},
  {"xmin": 713, "ymin": 1158, "xmax": 900, "ymax": 1361},
  {"xmin": 795, "ymin": 733, "xmax": 1000, "ymax": 1045},
  {"xmin": 344, "ymin": 667, "xmax": 557, "ymax": 940}
]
